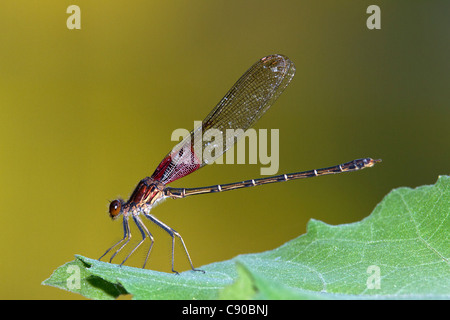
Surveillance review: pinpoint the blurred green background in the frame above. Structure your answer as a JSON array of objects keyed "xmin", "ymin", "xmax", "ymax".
[{"xmin": 0, "ymin": 1, "xmax": 448, "ymax": 299}]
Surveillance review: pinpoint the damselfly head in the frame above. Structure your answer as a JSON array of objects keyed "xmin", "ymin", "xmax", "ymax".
[{"xmin": 109, "ymin": 199, "xmax": 124, "ymax": 220}]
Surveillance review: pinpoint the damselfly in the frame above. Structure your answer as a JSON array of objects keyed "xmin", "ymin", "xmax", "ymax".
[{"xmin": 98, "ymin": 54, "xmax": 381, "ymax": 273}]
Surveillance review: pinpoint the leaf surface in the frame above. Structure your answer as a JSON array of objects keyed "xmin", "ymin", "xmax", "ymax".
[{"xmin": 43, "ymin": 176, "xmax": 450, "ymax": 299}]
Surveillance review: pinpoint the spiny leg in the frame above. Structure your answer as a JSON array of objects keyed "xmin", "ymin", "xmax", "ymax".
[
  {"xmin": 119, "ymin": 215, "xmax": 154, "ymax": 268},
  {"xmin": 109, "ymin": 216, "xmax": 132, "ymax": 263},
  {"xmin": 98, "ymin": 216, "xmax": 130, "ymax": 262},
  {"xmin": 144, "ymin": 213, "xmax": 204, "ymax": 274},
  {"xmin": 135, "ymin": 217, "xmax": 155, "ymax": 269}
]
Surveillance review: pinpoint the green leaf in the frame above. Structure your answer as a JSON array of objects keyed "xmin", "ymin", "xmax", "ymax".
[
  {"xmin": 41, "ymin": 256, "xmax": 127, "ymax": 300},
  {"xmin": 43, "ymin": 176, "xmax": 450, "ymax": 299}
]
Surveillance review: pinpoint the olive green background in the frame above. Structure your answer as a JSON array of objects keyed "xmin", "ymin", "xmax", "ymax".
[{"xmin": 0, "ymin": 1, "xmax": 448, "ymax": 299}]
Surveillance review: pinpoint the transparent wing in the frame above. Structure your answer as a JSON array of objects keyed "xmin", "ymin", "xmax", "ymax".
[{"xmin": 151, "ymin": 54, "xmax": 296, "ymax": 184}]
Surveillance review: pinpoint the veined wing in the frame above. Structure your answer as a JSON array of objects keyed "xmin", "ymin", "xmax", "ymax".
[{"xmin": 151, "ymin": 54, "xmax": 296, "ymax": 185}]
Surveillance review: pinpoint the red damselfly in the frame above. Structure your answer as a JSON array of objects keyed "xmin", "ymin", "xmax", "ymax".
[{"xmin": 98, "ymin": 54, "xmax": 381, "ymax": 273}]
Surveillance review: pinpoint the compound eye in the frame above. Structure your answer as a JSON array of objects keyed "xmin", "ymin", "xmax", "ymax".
[{"xmin": 109, "ymin": 200, "xmax": 122, "ymax": 218}]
